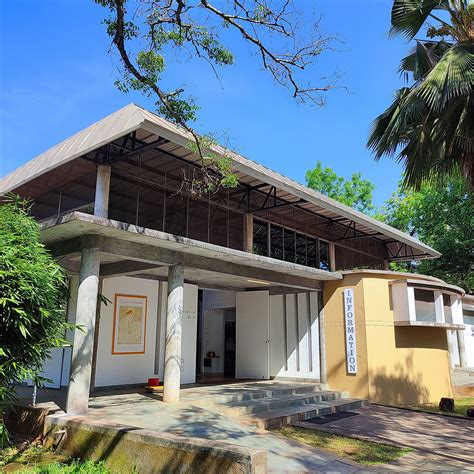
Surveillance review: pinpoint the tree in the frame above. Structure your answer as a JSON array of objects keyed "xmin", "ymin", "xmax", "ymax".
[
  {"xmin": 380, "ymin": 176, "xmax": 474, "ymax": 292},
  {"xmin": 0, "ymin": 196, "xmax": 70, "ymax": 445},
  {"xmin": 306, "ymin": 161, "xmax": 376, "ymax": 213},
  {"xmin": 95, "ymin": 0, "xmax": 339, "ymax": 193},
  {"xmin": 367, "ymin": 0, "xmax": 474, "ymax": 190}
]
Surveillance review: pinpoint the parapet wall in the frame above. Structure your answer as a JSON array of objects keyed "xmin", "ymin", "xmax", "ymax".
[{"xmin": 44, "ymin": 414, "xmax": 267, "ymax": 474}]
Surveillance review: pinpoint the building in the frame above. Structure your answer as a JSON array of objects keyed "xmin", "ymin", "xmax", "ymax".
[
  {"xmin": 0, "ymin": 104, "xmax": 467, "ymax": 412},
  {"xmin": 449, "ymin": 294, "xmax": 474, "ymax": 368}
]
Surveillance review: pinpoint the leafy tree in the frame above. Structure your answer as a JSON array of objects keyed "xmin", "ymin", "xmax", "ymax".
[
  {"xmin": 306, "ymin": 161, "xmax": 376, "ymax": 214},
  {"xmin": 95, "ymin": 0, "xmax": 339, "ymax": 193},
  {"xmin": 380, "ymin": 176, "xmax": 474, "ymax": 292},
  {"xmin": 0, "ymin": 196, "xmax": 70, "ymax": 445},
  {"xmin": 368, "ymin": 0, "xmax": 474, "ymax": 190}
]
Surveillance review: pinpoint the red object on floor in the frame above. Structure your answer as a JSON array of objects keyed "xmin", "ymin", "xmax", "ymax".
[{"xmin": 148, "ymin": 378, "xmax": 160, "ymax": 386}]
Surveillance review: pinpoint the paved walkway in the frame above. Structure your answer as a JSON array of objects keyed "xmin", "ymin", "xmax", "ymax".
[
  {"xmin": 17, "ymin": 383, "xmax": 366, "ymax": 473},
  {"xmin": 295, "ymin": 405, "xmax": 474, "ymax": 472},
  {"xmin": 88, "ymin": 390, "xmax": 366, "ymax": 473}
]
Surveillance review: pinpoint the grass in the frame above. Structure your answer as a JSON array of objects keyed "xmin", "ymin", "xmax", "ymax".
[
  {"xmin": 273, "ymin": 426, "xmax": 412, "ymax": 466},
  {"xmin": 403, "ymin": 397, "xmax": 473, "ymax": 417},
  {"xmin": 0, "ymin": 443, "xmax": 108, "ymax": 473}
]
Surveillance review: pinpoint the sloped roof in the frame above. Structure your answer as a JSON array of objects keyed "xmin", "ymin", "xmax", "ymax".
[{"xmin": 0, "ymin": 103, "xmax": 440, "ymax": 259}]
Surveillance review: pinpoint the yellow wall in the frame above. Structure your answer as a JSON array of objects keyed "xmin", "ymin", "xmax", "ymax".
[
  {"xmin": 323, "ymin": 274, "xmax": 370, "ymax": 400},
  {"xmin": 324, "ymin": 272, "xmax": 453, "ymax": 405}
]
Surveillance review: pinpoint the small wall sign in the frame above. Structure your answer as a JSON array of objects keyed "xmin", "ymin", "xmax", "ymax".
[{"xmin": 343, "ymin": 288, "xmax": 357, "ymax": 374}]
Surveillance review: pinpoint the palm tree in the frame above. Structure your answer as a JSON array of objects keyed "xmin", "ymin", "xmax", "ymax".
[{"xmin": 368, "ymin": 0, "xmax": 474, "ymax": 190}]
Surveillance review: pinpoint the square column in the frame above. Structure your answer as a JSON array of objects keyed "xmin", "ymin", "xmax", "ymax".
[
  {"xmin": 163, "ymin": 264, "xmax": 184, "ymax": 403},
  {"xmin": 66, "ymin": 247, "xmax": 100, "ymax": 415},
  {"xmin": 94, "ymin": 164, "xmax": 111, "ymax": 218}
]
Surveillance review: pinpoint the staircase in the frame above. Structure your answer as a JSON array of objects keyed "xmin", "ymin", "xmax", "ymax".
[{"xmin": 189, "ymin": 381, "xmax": 368, "ymax": 430}]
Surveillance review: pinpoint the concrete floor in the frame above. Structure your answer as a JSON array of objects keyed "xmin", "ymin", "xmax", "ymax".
[{"xmin": 16, "ymin": 382, "xmax": 366, "ymax": 473}]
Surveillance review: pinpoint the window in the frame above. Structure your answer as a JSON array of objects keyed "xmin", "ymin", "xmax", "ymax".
[
  {"xmin": 414, "ymin": 289, "xmax": 436, "ymax": 322},
  {"xmin": 284, "ymin": 228, "xmax": 295, "ymax": 262},
  {"xmin": 295, "ymin": 233, "xmax": 307, "ymax": 266},
  {"xmin": 443, "ymin": 293, "xmax": 453, "ymax": 323},
  {"xmin": 253, "ymin": 219, "xmax": 268, "ymax": 256},
  {"xmin": 270, "ymin": 225, "xmax": 283, "ymax": 260},
  {"xmin": 319, "ymin": 240, "xmax": 329, "ymax": 270}
]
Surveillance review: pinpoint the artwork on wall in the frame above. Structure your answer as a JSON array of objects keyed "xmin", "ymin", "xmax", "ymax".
[{"xmin": 112, "ymin": 294, "xmax": 147, "ymax": 355}]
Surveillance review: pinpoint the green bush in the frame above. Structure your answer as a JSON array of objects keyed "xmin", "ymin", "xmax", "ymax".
[{"xmin": 0, "ymin": 195, "xmax": 70, "ymax": 443}]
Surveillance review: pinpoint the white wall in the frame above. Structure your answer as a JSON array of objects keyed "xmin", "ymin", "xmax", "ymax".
[
  {"xmin": 202, "ymin": 309, "xmax": 225, "ymax": 361},
  {"xmin": 38, "ymin": 276, "xmax": 199, "ymax": 388},
  {"xmin": 269, "ymin": 292, "xmax": 320, "ymax": 380},
  {"xmin": 94, "ymin": 276, "xmax": 160, "ymax": 387},
  {"xmin": 462, "ymin": 323, "xmax": 474, "ymax": 367}
]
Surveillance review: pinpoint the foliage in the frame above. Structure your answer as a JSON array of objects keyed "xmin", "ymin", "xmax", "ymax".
[
  {"xmin": 275, "ymin": 426, "xmax": 412, "ymax": 465},
  {"xmin": 0, "ymin": 195, "xmax": 70, "ymax": 437},
  {"xmin": 32, "ymin": 460, "xmax": 109, "ymax": 473},
  {"xmin": 95, "ymin": 0, "xmax": 339, "ymax": 195},
  {"xmin": 380, "ymin": 176, "xmax": 474, "ymax": 292},
  {"xmin": 1, "ymin": 443, "xmax": 109, "ymax": 473},
  {"xmin": 306, "ymin": 161, "xmax": 376, "ymax": 213},
  {"xmin": 368, "ymin": 0, "xmax": 474, "ymax": 190}
]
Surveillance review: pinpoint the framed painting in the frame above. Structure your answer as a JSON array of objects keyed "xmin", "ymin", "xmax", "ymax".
[{"xmin": 112, "ymin": 294, "xmax": 148, "ymax": 355}]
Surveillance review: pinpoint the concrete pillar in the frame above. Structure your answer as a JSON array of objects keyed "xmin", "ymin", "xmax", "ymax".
[
  {"xmin": 66, "ymin": 247, "xmax": 100, "ymax": 415},
  {"xmin": 457, "ymin": 330, "xmax": 467, "ymax": 368},
  {"xmin": 328, "ymin": 242, "xmax": 336, "ymax": 272},
  {"xmin": 434, "ymin": 291, "xmax": 445, "ymax": 323},
  {"xmin": 163, "ymin": 264, "xmax": 184, "ymax": 403},
  {"xmin": 94, "ymin": 164, "xmax": 111, "ymax": 218},
  {"xmin": 447, "ymin": 330, "xmax": 456, "ymax": 369},
  {"xmin": 244, "ymin": 213, "xmax": 253, "ymax": 253},
  {"xmin": 318, "ymin": 292, "xmax": 327, "ymax": 384}
]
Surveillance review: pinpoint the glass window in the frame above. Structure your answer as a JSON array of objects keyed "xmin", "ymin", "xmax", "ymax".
[
  {"xmin": 284, "ymin": 228, "xmax": 295, "ymax": 262},
  {"xmin": 319, "ymin": 240, "xmax": 329, "ymax": 270},
  {"xmin": 164, "ymin": 191, "xmax": 187, "ymax": 236},
  {"xmin": 270, "ymin": 225, "xmax": 283, "ymax": 260},
  {"xmin": 188, "ymin": 198, "xmax": 209, "ymax": 242},
  {"xmin": 307, "ymin": 238, "xmax": 318, "ymax": 268},
  {"xmin": 295, "ymin": 233, "xmax": 307, "ymax": 266},
  {"xmin": 228, "ymin": 211, "xmax": 244, "ymax": 250},
  {"xmin": 209, "ymin": 204, "xmax": 228, "ymax": 247},
  {"xmin": 253, "ymin": 219, "xmax": 268, "ymax": 256},
  {"xmin": 443, "ymin": 293, "xmax": 453, "ymax": 323},
  {"xmin": 414, "ymin": 289, "xmax": 436, "ymax": 322}
]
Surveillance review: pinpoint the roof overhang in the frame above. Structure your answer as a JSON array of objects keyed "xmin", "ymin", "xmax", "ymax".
[{"xmin": 0, "ymin": 103, "xmax": 440, "ymax": 261}]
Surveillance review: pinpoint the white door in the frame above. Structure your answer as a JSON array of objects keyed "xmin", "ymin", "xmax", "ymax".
[{"xmin": 236, "ymin": 291, "xmax": 270, "ymax": 379}]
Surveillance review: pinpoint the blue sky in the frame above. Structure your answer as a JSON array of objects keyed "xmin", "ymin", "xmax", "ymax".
[{"xmin": 0, "ymin": 0, "xmax": 412, "ymax": 206}]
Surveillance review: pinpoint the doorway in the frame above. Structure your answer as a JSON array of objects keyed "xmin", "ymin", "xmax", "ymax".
[{"xmin": 196, "ymin": 289, "xmax": 237, "ymax": 384}]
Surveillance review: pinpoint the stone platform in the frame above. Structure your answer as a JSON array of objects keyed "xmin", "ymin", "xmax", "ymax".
[{"xmin": 22, "ymin": 381, "xmax": 368, "ymax": 472}]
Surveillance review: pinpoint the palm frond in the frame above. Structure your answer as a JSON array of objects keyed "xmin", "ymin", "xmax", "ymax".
[
  {"xmin": 399, "ymin": 40, "xmax": 451, "ymax": 80},
  {"xmin": 415, "ymin": 44, "xmax": 474, "ymax": 112},
  {"xmin": 368, "ymin": 87, "xmax": 427, "ymax": 159},
  {"xmin": 391, "ymin": 0, "xmax": 450, "ymax": 40}
]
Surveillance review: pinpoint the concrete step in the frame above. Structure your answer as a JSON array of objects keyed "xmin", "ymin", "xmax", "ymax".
[
  {"xmin": 213, "ymin": 391, "xmax": 344, "ymax": 416},
  {"xmin": 189, "ymin": 382, "xmax": 329, "ymax": 408},
  {"xmin": 244, "ymin": 398, "xmax": 369, "ymax": 430}
]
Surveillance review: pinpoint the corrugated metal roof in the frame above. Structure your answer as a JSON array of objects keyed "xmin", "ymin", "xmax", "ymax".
[{"xmin": 0, "ymin": 103, "xmax": 440, "ymax": 258}]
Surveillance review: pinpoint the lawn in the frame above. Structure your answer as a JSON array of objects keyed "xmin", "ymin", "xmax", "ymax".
[
  {"xmin": 273, "ymin": 426, "xmax": 412, "ymax": 466},
  {"xmin": 403, "ymin": 397, "xmax": 473, "ymax": 417},
  {"xmin": 0, "ymin": 443, "xmax": 108, "ymax": 473}
]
